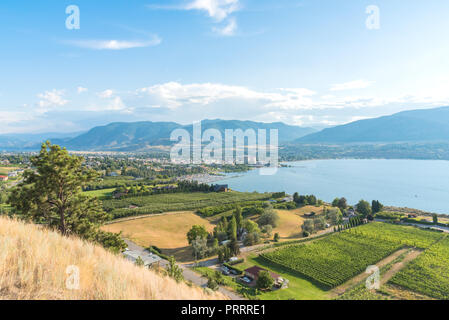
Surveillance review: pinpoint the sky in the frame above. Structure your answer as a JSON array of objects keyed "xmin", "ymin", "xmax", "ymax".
[{"xmin": 0, "ymin": 0, "xmax": 449, "ymax": 133}]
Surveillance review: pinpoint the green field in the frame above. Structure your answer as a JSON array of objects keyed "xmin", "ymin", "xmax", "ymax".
[
  {"xmin": 233, "ymin": 255, "xmax": 329, "ymax": 300},
  {"xmin": 355, "ymin": 222, "xmax": 444, "ymax": 248},
  {"xmin": 103, "ymin": 191, "xmax": 272, "ymax": 219},
  {"xmin": 390, "ymin": 237, "xmax": 449, "ymax": 299},
  {"xmin": 261, "ymin": 230, "xmax": 402, "ymax": 289},
  {"xmin": 83, "ymin": 188, "xmax": 116, "ymax": 200}
]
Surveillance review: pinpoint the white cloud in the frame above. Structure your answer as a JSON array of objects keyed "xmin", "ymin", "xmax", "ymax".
[
  {"xmin": 66, "ymin": 36, "xmax": 161, "ymax": 50},
  {"xmin": 186, "ymin": 0, "xmax": 240, "ymax": 22},
  {"xmin": 213, "ymin": 17, "xmax": 237, "ymax": 36},
  {"xmin": 330, "ymin": 79, "xmax": 373, "ymax": 91},
  {"xmin": 97, "ymin": 89, "xmax": 115, "ymax": 99},
  {"xmin": 77, "ymin": 86, "xmax": 88, "ymax": 94},
  {"xmin": 138, "ymin": 82, "xmax": 275, "ymax": 108},
  {"xmin": 149, "ymin": 0, "xmax": 241, "ymax": 36},
  {"xmin": 37, "ymin": 89, "xmax": 68, "ymax": 108}
]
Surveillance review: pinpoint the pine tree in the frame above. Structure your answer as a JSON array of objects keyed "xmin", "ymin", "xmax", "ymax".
[
  {"xmin": 8, "ymin": 142, "xmax": 126, "ymax": 252},
  {"xmin": 167, "ymin": 256, "xmax": 184, "ymax": 282}
]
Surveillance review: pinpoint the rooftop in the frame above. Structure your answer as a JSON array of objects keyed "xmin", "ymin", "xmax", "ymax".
[{"xmin": 123, "ymin": 250, "xmax": 162, "ymax": 266}]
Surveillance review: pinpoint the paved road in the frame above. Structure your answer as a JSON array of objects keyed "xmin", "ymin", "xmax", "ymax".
[
  {"xmin": 375, "ymin": 218, "xmax": 449, "ymax": 233},
  {"xmin": 124, "ymin": 240, "xmax": 244, "ymax": 300}
]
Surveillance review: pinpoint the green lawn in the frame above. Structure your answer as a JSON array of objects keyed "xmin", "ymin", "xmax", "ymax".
[
  {"xmin": 233, "ymin": 255, "xmax": 329, "ymax": 300},
  {"xmin": 83, "ymin": 188, "xmax": 115, "ymax": 200}
]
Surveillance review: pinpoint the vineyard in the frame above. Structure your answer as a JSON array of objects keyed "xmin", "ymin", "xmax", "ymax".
[
  {"xmin": 102, "ymin": 191, "xmax": 272, "ymax": 219},
  {"xmin": 354, "ymin": 222, "xmax": 444, "ymax": 248},
  {"xmin": 389, "ymin": 237, "xmax": 449, "ymax": 299},
  {"xmin": 261, "ymin": 231, "xmax": 402, "ymax": 289}
]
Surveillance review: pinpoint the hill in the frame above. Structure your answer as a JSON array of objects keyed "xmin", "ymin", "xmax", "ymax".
[
  {"xmin": 297, "ymin": 106, "xmax": 449, "ymax": 144},
  {"xmin": 56, "ymin": 119, "xmax": 315, "ymax": 151},
  {"xmin": 0, "ymin": 216, "xmax": 224, "ymax": 300},
  {"xmin": 0, "ymin": 120, "xmax": 315, "ymax": 151}
]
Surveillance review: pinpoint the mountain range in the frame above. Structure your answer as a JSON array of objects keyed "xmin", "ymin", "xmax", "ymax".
[
  {"xmin": 2, "ymin": 106, "xmax": 449, "ymax": 151},
  {"xmin": 0, "ymin": 120, "xmax": 316, "ymax": 151},
  {"xmin": 296, "ymin": 106, "xmax": 449, "ymax": 144}
]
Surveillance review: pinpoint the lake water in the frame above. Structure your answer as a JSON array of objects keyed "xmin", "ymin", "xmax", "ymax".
[{"xmin": 219, "ymin": 159, "xmax": 449, "ymax": 214}]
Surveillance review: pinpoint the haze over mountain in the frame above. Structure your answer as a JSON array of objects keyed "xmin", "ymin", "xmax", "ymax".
[
  {"xmin": 297, "ymin": 106, "xmax": 449, "ymax": 144},
  {"xmin": 0, "ymin": 120, "xmax": 316, "ymax": 151}
]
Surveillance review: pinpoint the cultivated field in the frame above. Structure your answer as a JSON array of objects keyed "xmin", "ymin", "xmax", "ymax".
[
  {"xmin": 355, "ymin": 222, "xmax": 444, "ymax": 248},
  {"xmin": 261, "ymin": 231, "xmax": 402, "ymax": 288},
  {"xmin": 83, "ymin": 188, "xmax": 116, "ymax": 199},
  {"xmin": 103, "ymin": 191, "xmax": 272, "ymax": 219},
  {"xmin": 102, "ymin": 211, "xmax": 215, "ymax": 262},
  {"xmin": 250, "ymin": 222, "xmax": 446, "ymax": 298},
  {"xmin": 390, "ymin": 237, "xmax": 449, "ymax": 299}
]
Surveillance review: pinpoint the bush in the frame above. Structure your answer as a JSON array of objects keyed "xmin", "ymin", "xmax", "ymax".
[
  {"xmin": 256, "ymin": 271, "xmax": 274, "ymax": 290},
  {"xmin": 258, "ymin": 208, "xmax": 280, "ymax": 228},
  {"xmin": 303, "ymin": 231, "xmax": 310, "ymax": 237},
  {"xmin": 207, "ymin": 278, "xmax": 219, "ymax": 291}
]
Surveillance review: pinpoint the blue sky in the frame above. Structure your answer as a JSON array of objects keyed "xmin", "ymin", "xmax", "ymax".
[{"xmin": 1, "ymin": 0, "xmax": 449, "ymax": 133}]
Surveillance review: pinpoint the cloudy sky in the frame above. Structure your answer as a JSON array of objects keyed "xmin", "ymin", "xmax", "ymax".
[{"xmin": 1, "ymin": 0, "xmax": 449, "ymax": 133}]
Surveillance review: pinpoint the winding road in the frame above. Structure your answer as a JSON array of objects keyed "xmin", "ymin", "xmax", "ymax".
[{"xmin": 124, "ymin": 239, "xmax": 245, "ymax": 300}]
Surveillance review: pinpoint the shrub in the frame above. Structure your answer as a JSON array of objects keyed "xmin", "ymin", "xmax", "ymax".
[{"xmin": 256, "ymin": 271, "xmax": 274, "ymax": 290}]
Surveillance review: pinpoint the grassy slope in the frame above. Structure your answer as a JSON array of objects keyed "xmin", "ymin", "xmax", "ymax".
[{"xmin": 0, "ymin": 216, "xmax": 224, "ymax": 300}]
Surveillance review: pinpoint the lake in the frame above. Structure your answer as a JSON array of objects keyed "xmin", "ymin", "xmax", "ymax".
[{"xmin": 219, "ymin": 159, "xmax": 449, "ymax": 214}]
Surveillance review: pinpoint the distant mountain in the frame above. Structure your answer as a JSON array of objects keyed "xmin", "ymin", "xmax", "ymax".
[
  {"xmin": 52, "ymin": 122, "xmax": 181, "ymax": 151},
  {"xmin": 48, "ymin": 119, "xmax": 316, "ymax": 151},
  {"xmin": 0, "ymin": 132, "xmax": 84, "ymax": 151},
  {"xmin": 297, "ymin": 106, "xmax": 449, "ymax": 144}
]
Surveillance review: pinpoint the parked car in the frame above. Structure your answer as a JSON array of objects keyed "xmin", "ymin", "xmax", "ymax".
[
  {"xmin": 220, "ymin": 266, "xmax": 230, "ymax": 275},
  {"xmin": 240, "ymin": 276, "xmax": 252, "ymax": 283}
]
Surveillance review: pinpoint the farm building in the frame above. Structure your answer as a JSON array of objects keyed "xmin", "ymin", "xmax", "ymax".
[
  {"xmin": 244, "ymin": 266, "xmax": 286, "ymax": 288},
  {"xmin": 0, "ymin": 175, "xmax": 8, "ymax": 182}
]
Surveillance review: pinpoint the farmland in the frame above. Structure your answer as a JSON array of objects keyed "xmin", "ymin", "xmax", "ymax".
[
  {"xmin": 103, "ymin": 191, "xmax": 272, "ymax": 219},
  {"xmin": 83, "ymin": 188, "xmax": 116, "ymax": 200},
  {"xmin": 261, "ymin": 231, "xmax": 402, "ymax": 288},
  {"xmin": 102, "ymin": 211, "xmax": 215, "ymax": 262},
  {"xmin": 355, "ymin": 222, "xmax": 444, "ymax": 248},
  {"xmin": 389, "ymin": 237, "xmax": 449, "ymax": 299}
]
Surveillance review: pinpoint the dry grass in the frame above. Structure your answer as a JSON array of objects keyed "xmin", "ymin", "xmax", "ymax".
[
  {"xmin": 102, "ymin": 211, "xmax": 215, "ymax": 262},
  {"xmin": 272, "ymin": 210, "xmax": 305, "ymax": 239},
  {"xmin": 0, "ymin": 216, "xmax": 224, "ymax": 300}
]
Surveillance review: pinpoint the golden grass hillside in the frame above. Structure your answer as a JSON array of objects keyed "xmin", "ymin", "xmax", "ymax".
[{"xmin": 0, "ymin": 216, "xmax": 225, "ymax": 300}]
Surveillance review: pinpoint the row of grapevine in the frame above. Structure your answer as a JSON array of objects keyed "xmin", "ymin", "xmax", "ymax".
[
  {"xmin": 389, "ymin": 237, "xmax": 449, "ymax": 299},
  {"xmin": 261, "ymin": 231, "xmax": 402, "ymax": 289}
]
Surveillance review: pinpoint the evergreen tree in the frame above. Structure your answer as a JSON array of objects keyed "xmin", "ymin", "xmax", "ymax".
[
  {"xmin": 135, "ymin": 256, "xmax": 145, "ymax": 267},
  {"xmin": 167, "ymin": 256, "xmax": 184, "ymax": 282},
  {"xmin": 228, "ymin": 215, "xmax": 238, "ymax": 240},
  {"xmin": 234, "ymin": 206, "xmax": 243, "ymax": 232},
  {"xmin": 8, "ymin": 142, "xmax": 126, "ymax": 252}
]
